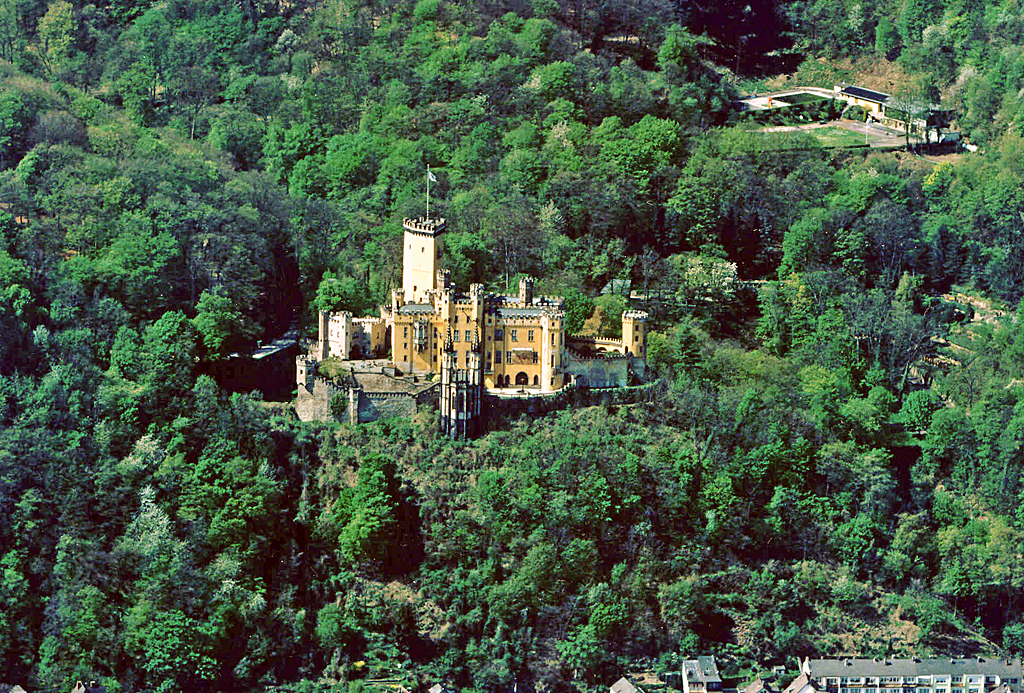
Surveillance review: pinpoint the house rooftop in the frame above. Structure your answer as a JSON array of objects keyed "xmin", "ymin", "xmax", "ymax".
[
  {"xmin": 806, "ymin": 658, "xmax": 1024, "ymax": 678},
  {"xmin": 611, "ymin": 678, "xmax": 640, "ymax": 693},
  {"xmin": 685, "ymin": 656, "xmax": 723, "ymax": 684},
  {"xmin": 839, "ymin": 85, "xmax": 890, "ymax": 103}
]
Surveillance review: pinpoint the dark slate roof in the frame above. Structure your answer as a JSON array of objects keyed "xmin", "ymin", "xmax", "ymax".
[
  {"xmin": 685, "ymin": 657, "xmax": 723, "ymax": 684},
  {"xmin": 498, "ymin": 307, "xmax": 547, "ymax": 318},
  {"xmin": 841, "ymin": 86, "xmax": 890, "ymax": 103},
  {"xmin": 807, "ymin": 659, "xmax": 1024, "ymax": 679},
  {"xmin": 398, "ymin": 303, "xmax": 435, "ymax": 315}
]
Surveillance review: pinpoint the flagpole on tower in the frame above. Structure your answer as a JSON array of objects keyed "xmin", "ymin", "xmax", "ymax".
[{"xmin": 427, "ymin": 165, "xmax": 437, "ymax": 220}]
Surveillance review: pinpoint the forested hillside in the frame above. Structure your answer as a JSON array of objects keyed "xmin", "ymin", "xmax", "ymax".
[{"xmin": 5, "ymin": 0, "xmax": 1024, "ymax": 691}]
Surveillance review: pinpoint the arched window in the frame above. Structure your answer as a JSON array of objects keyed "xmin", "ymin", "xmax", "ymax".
[{"xmin": 533, "ymin": 375, "xmax": 539, "ymax": 386}]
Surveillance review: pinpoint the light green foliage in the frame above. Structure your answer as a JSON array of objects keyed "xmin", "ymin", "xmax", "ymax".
[
  {"xmin": 192, "ymin": 288, "xmax": 248, "ymax": 358},
  {"xmin": 315, "ymin": 270, "xmax": 372, "ymax": 316},
  {"xmin": 875, "ymin": 16, "xmax": 900, "ymax": 56},
  {"xmin": 125, "ymin": 607, "xmax": 217, "ymax": 692},
  {"xmin": 37, "ymin": 0, "xmax": 77, "ymax": 76},
  {"xmin": 594, "ymin": 292, "xmax": 626, "ymax": 338},
  {"xmin": 562, "ymin": 287, "xmax": 595, "ymax": 334}
]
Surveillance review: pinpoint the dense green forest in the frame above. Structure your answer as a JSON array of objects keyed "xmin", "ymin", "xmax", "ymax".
[{"xmin": 6, "ymin": 0, "xmax": 1024, "ymax": 691}]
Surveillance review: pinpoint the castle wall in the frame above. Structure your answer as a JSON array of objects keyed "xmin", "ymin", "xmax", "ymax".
[
  {"xmin": 296, "ymin": 374, "xmax": 438, "ymax": 424},
  {"xmin": 296, "ymin": 377, "xmax": 343, "ymax": 422},
  {"xmin": 358, "ymin": 388, "xmax": 438, "ymax": 423},
  {"xmin": 481, "ymin": 383, "xmax": 658, "ymax": 426},
  {"xmin": 562, "ymin": 350, "xmax": 629, "ymax": 388}
]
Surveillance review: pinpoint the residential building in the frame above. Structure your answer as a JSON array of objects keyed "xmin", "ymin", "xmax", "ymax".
[
  {"xmin": 800, "ymin": 657, "xmax": 1024, "ymax": 693},
  {"xmin": 684, "ymin": 656, "xmax": 724, "ymax": 693}
]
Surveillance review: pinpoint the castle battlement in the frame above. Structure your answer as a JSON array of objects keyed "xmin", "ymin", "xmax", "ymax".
[
  {"xmin": 402, "ymin": 216, "xmax": 447, "ymax": 236},
  {"xmin": 569, "ymin": 335, "xmax": 625, "ymax": 347},
  {"xmin": 623, "ymin": 310, "xmax": 649, "ymax": 321},
  {"xmin": 565, "ymin": 346, "xmax": 628, "ymax": 361}
]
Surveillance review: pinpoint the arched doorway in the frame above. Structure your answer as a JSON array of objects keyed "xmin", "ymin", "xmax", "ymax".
[
  {"xmin": 503, "ymin": 374, "xmax": 511, "ymax": 387},
  {"xmin": 515, "ymin": 372, "xmax": 529, "ymax": 386}
]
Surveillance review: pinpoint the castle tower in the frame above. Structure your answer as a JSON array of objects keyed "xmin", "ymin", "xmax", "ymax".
[
  {"xmin": 317, "ymin": 310, "xmax": 330, "ymax": 360},
  {"xmin": 436, "ymin": 268, "xmax": 452, "ymax": 292},
  {"xmin": 518, "ymin": 276, "xmax": 534, "ymax": 306},
  {"xmin": 622, "ymin": 310, "xmax": 649, "ymax": 357},
  {"xmin": 469, "ymin": 283, "xmax": 485, "ymax": 323},
  {"xmin": 296, "ymin": 355, "xmax": 317, "ymax": 392},
  {"xmin": 402, "ymin": 217, "xmax": 446, "ymax": 303},
  {"xmin": 439, "ymin": 328, "xmax": 483, "ymax": 439},
  {"xmin": 318, "ymin": 310, "xmax": 352, "ymax": 360}
]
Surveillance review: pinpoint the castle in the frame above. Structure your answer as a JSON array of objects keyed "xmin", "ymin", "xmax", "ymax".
[{"xmin": 296, "ymin": 216, "xmax": 649, "ymax": 437}]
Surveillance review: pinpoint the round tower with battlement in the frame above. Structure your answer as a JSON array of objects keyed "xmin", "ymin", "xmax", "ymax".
[
  {"xmin": 403, "ymin": 217, "xmax": 446, "ymax": 303},
  {"xmin": 296, "ymin": 355, "xmax": 317, "ymax": 391}
]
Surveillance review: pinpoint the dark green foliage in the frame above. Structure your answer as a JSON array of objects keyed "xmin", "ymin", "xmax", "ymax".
[{"xmin": 6, "ymin": 0, "xmax": 1024, "ymax": 688}]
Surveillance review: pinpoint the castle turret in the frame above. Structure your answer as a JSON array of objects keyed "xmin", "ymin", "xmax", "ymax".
[
  {"xmin": 402, "ymin": 217, "xmax": 446, "ymax": 303},
  {"xmin": 470, "ymin": 283, "xmax": 485, "ymax": 322},
  {"xmin": 519, "ymin": 276, "xmax": 534, "ymax": 306},
  {"xmin": 317, "ymin": 311, "xmax": 330, "ymax": 360},
  {"xmin": 436, "ymin": 268, "xmax": 452, "ymax": 292},
  {"xmin": 296, "ymin": 355, "xmax": 317, "ymax": 391},
  {"xmin": 622, "ymin": 310, "xmax": 649, "ymax": 358},
  {"xmin": 439, "ymin": 327, "xmax": 483, "ymax": 439}
]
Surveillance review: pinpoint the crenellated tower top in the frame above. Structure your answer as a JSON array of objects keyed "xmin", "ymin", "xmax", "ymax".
[{"xmin": 402, "ymin": 217, "xmax": 447, "ymax": 303}]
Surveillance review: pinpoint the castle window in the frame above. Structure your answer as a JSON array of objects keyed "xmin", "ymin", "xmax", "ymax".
[
  {"xmin": 495, "ymin": 328, "xmax": 504, "ymax": 340},
  {"xmin": 551, "ymin": 333, "xmax": 555, "ymax": 344},
  {"xmin": 454, "ymin": 314, "xmax": 458, "ymax": 323},
  {"xmin": 510, "ymin": 329, "xmax": 518, "ymax": 341},
  {"xmin": 532, "ymin": 352, "xmax": 538, "ymax": 364},
  {"xmin": 454, "ymin": 331, "xmax": 460, "ymax": 342},
  {"xmin": 528, "ymin": 330, "xmax": 534, "ymax": 341},
  {"xmin": 494, "ymin": 349, "xmax": 500, "ymax": 365},
  {"xmin": 465, "ymin": 330, "xmax": 471, "ymax": 342},
  {"xmin": 635, "ymin": 334, "xmax": 639, "ymax": 341},
  {"xmin": 404, "ymin": 343, "xmax": 407, "ymax": 349},
  {"xmin": 404, "ymin": 326, "xmax": 408, "ymax": 337},
  {"xmin": 506, "ymin": 351, "xmax": 512, "ymax": 364}
]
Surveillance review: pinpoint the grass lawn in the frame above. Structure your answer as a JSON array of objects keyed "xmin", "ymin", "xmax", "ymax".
[
  {"xmin": 811, "ymin": 125, "xmax": 870, "ymax": 147},
  {"xmin": 777, "ymin": 92, "xmax": 828, "ymax": 105}
]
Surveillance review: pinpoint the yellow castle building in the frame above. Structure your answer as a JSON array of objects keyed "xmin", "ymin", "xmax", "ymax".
[{"xmin": 299, "ymin": 215, "xmax": 649, "ymax": 435}]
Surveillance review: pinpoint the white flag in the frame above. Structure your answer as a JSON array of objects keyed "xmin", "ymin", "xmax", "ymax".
[{"xmin": 427, "ymin": 168, "xmax": 437, "ymax": 182}]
